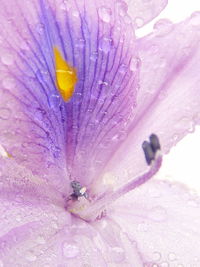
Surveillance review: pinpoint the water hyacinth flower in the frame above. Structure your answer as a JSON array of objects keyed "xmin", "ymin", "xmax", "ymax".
[{"xmin": 1, "ymin": 0, "xmax": 200, "ymax": 265}]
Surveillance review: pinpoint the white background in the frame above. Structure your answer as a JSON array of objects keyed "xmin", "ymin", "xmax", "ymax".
[{"xmin": 136, "ymin": 0, "xmax": 200, "ymax": 193}]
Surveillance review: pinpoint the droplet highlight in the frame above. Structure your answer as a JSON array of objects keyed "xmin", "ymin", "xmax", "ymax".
[
  {"xmin": 62, "ymin": 242, "xmax": 79, "ymax": 258},
  {"xmin": 98, "ymin": 7, "xmax": 112, "ymax": 23}
]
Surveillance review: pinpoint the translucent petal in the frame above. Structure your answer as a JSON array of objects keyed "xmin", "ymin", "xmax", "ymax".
[
  {"xmin": 104, "ymin": 14, "xmax": 200, "ymax": 188},
  {"xmin": 127, "ymin": 0, "xmax": 168, "ymax": 28},
  {"xmin": 110, "ymin": 179, "xmax": 200, "ymax": 266},
  {"xmin": 0, "ymin": 158, "xmax": 142, "ymax": 266}
]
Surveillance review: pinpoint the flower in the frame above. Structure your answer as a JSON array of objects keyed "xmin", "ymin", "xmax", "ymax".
[{"xmin": 0, "ymin": 0, "xmax": 200, "ymax": 266}]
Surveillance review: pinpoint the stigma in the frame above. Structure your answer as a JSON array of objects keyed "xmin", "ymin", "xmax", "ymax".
[{"xmin": 54, "ymin": 47, "xmax": 77, "ymax": 102}]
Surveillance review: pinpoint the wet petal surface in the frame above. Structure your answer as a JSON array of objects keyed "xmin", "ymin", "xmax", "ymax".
[
  {"xmin": 0, "ymin": 0, "xmax": 138, "ymax": 186},
  {"xmin": 127, "ymin": 0, "xmax": 168, "ymax": 28},
  {"xmin": 104, "ymin": 14, "xmax": 200, "ymax": 189},
  {"xmin": 110, "ymin": 179, "xmax": 200, "ymax": 266}
]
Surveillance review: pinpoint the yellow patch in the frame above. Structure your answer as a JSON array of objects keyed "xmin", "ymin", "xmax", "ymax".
[{"xmin": 54, "ymin": 47, "xmax": 77, "ymax": 101}]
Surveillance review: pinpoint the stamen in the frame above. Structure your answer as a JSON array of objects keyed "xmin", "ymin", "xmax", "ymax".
[
  {"xmin": 142, "ymin": 140, "xmax": 155, "ymax": 165},
  {"xmin": 54, "ymin": 47, "xmax": 77, "ymax": 102},
  {"xmin": 150, "ymin": 133, "xmax": 161, "ymax": 152},
  {"xmin": 68, "ymin": 134, "xmax": 163, "ymax": 222},
  {"xmin": 142, "ymin": 133, "xmax": 161, "ymax": 165},
  {"xmin": 0, "ymin": 144, "xmax": 12, "ymax": 158},
  {"xmin": 70, "ymin": 180, "xmax": 87, "ymax": 199}
]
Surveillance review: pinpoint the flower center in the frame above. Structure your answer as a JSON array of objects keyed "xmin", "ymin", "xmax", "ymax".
[{"xmin": 67, "ymin": 134, "xmax": 162, "ymax": 222}]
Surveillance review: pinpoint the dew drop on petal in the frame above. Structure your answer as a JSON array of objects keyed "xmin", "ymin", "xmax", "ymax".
[
  {"xmin": 36, "ymin": 23, "xmax": 45, "ymax": 34},
  {"xmin": 154, "ymin": 19, "xmax": 173, "ymax": 36},
  {"xmin": 99, "ymin": 36, "xmax": 113, "ymax": 53},
  {"xmin": 1, "ymin": 53, "xmax": 14, "ymax": 65},
  {"xmin": 98, "ymin": 7, "xmax": 112, "ymax": 23},
  {"xmin": 2, "ymin": 78, "xmax": 15, "ymax": 89},
  {"xmin": 115, "ymin": 0, "xmax": 128, "ymax": 17},
  {"xmin": 123, "ymin": 15, "xmax": 132, "ymax": 25},
  {"xmin": 153, "ymin": 252, "xmax": 161, "ymax": 261},
  {"xmin": 161, "ymin": 262, "xmax": 169, "ymax": 267},
  {"xmin": 130, "ymin": 57, "xmax": 141, "ymax": 72},
  {"xmin": 36, "ymin": 235, "xmax": 46, "ymax": 245},
  {"xmin": 168, "ymin": 252, "xmax": 176, "ymax": 261},
  {"xmin": 148, "ymin": 206, "xmax": 167, "ymax": 222},
  {"xmin": 190, "ymin": 12, "xmax": 200, "ymax": 26},
  {"xmin": 134, "ymin": 17, "xmax": 144, "ymax": 28},
  {"xmin": 62, "ymin": 242, "xmax": 80, "ymax": 258},
  {"xmin": 0, "ymin": 108, "xmax": 11, "ymax": 120},
  {"xmin": 60, "ymin": 0, "xmax": 71, "ymax": 11},
  {"xmin": 110, "ymin": 247, "xmax": 125, "ymax": 263},
  {"xmin": 49, "ymin": 94, "xmax": 61, "ymax": 109},
  {"xmin": 25, "ymin": 251, "xmax": 37, "ymax": 262}
]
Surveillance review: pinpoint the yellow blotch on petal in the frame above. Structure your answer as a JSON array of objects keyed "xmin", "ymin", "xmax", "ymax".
[{"xmin": 54, "ymin": 47, "xmax": 77, "ymax": 102}]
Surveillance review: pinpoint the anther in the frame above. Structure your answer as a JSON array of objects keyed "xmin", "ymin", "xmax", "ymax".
[
  {"xmin": 142, "ymin": 134, "xmax": 161, "ymax": 165},
  {"xmin": 142, "ymin": 141, "xmax": 155, "ymax": 165},
  {"xmin": 71, "ymin": 180, "xmax": 87, "ymax": 199},
  {"xmin": 149, "ymin": 133, "xmax": 161, "ymax": 153}
]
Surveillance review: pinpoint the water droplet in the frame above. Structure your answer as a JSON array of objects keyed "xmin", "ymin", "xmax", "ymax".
[
  {"xmin": 168, "ymin": 252, "xmax": 176, "ymax": 261},
  {"xmin": 148, "ymin": 206, "xmax": 167, "ymax": 222},
  {"xmin": 72, "ymin": 10, "xmax": 79, "ymax": 18},
  {"xmin": 124, "ymin": 15, "xmax": 132, "ymax": 24},
  {"xmin": 130, "ymin": 57, "xmax": 141, "ymax": 72},
  {"xmin": 36, "ymin": 235, "xmax": 46, "ymax": 244},
  {"xmin": 116, "ymin": 1, "xmax": 128, "ymax": 17},
  {"xmin": 190, "ymin": 12, "xmax": 200, "ymax": 26},
  {"xmin": 137, "ymin": 223, "xmax": 148, "ymax": 232},
  {"xmin": 16, "ymin": 215, "xmax": 22, "ymax": 222},
  {"xmin": 119, "ymin": 64, "xmax": 128, "ymax": 75},
  {"xmin": 110, "ymin": 246, "xmax": 125, "ymax": 263},
  {"xmin": 154, "ymin": 19, "xmax": 173, "ymax": 36},
  {"xmin": 99, "ymin": 36, "xmax": 113, "ymax": 53},
  {"xmin": 75, "ymin": 38, "xmax": 85, "ymax": 50},
  {"xmin": 2, "ymin": 78, "xmax": 15, "ymax": 89},
  {"xmin": 98, "ymin": 80, "xmax": 108, "ymax": 86},
  {"xmin": 52, "ymin": 146, "xmax": 61, "ymax": 158},
  {"xmin": 62, "ymin": 242, "xmax": 79, "ymax": 258},
  {"xmin": 25, "ymin": 251, "xmax": 37, "ymax": 262},
  {"xmin": 1, "ymin": 53, "xmax": 14, "ymax": 65},
  {"xmin": 153, "ymin": 252, "xmax": 161, "ymax": 261},
  {"xmin": 60, "ymin": 0, "xmax": 71, "ymax": 11},
  {"xmin": 34, "ymin": 108, "xmax": 46, "ymax": 122},
  {"xmin": 135, "ymin": 17, "xmax": 144, "ymax": 28},
  {"xmin": 98, "ymin": 7, "xmax": 112, "ymax": 23},
  {"xmin": 161, "ymin": 262, "xmax": 169, "ymax": 267},
  {"xmin": 49, "ymin": 94, "xmax": 61, "ymax": 109},
  {"xmin": 90, "ymin": 51, "xmax": 98, "ymax": 62},
  {"xmin": 36, "ymin": 23, "xmax": 45, "ymax": 34},
  {"xmin": 0, "ymin": 108, "xmax": 11, "ymax": 120}
]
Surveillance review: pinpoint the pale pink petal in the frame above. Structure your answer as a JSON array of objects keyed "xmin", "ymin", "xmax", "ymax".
[
  {"xmin": 127, "ymin": 0, "xmax": 168, "ymax": 28},
  {"xmin": 110, "ymin": 179, "xmax": 200, "ymax": 266},
  {"xmin": 104, "ymin": 14, "xmax": 200, "ymax": 188}
]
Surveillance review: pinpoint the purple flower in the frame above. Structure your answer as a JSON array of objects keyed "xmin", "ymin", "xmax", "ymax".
[{"xmin": 0, "ymin": 0, "xmax": 200, "ymax": 266}]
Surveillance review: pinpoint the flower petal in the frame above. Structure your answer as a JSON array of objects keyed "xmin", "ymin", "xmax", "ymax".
[
  {"xmin": 104, "ymin": 14, "xmax": 200, "ymax": 187},
  {"xmin": 127, "ymin": 0, "xmax": 168, "ymax": 28},
  {"xmin": 110, "ymin": 179, "xmax": 200, "ymax": 266},
  {"xmin": 0, "ymin": 0, "xmax": 70, "ymax": 191},
  {"xmin": 0, "ymin": 159, "xmax": 142, "ymax": 266},
  {"xmin": 0, "ymin": 0, "xmax": 139, "ymax": 186}
]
